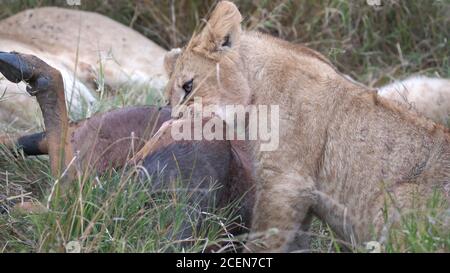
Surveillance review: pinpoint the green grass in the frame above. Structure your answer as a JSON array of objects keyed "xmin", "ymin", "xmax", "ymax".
[
  {"xmin": 0, "ymin": 144, "xmax": 245, "ymax": 253},
  {"xmin": 384, "ymin": 191, "xmax": 450, "ymax": 253},
  {"xmin": 0, "ymin": 0, "xmax": 449, "ymax": 253}
]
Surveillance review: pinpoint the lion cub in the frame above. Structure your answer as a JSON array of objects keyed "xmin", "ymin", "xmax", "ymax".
[{"xmin": 162, "ymin": 1, "xmax": 450, "ymax": 252}]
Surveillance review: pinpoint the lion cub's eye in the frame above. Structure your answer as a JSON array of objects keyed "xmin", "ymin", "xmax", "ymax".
[
  {"xmin": 222, "ymin": 34, "xmax": 231, "ymax": 48},
  {"xmin": 182, "ymin": 79, "xmax": 194, "ymax": 94}
]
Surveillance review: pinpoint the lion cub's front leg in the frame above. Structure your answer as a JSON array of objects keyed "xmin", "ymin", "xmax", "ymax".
[{"xmin": 246, "ymin": 171, "xmax": 317, "ymax": 252}]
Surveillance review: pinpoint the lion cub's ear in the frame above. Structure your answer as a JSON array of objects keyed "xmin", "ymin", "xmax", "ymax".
[
  {"xmin": 196, "ymin": 1, "xmax": 242, "ymax": 55},
  {"xmin": 164, "ymin": 48, "xmax": 182, "ymax": 77}
]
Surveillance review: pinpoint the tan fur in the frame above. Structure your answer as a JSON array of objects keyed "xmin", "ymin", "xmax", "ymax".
[
  {"xmin": 378, "ymin": 76, "xmax": 450, "ymax": 126},
  {"xmin": 0, "ymin": 7, "xmax": 167, "ymax": 125},
  {"xmin": 163, "ymin": 1, "xmax": 450, "ymax": 252}
]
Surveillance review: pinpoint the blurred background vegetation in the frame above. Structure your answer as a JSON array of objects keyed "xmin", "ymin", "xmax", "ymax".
[
  {"xmin": 1, "ymin": 0, "xmax": 449, "ymax": 86},
  {"xmin": 0, "ymin": 0, "xmax": 449, "ymax": 253}
]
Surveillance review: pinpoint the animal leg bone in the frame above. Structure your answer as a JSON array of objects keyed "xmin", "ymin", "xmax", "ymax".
[{"xmin": 0, "ymin": 51, "xmax": 75, "ymax": 185}]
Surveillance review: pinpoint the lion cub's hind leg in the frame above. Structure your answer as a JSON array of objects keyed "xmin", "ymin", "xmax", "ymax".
[
  {"xmin": 246, "ymin": 173, "xmax": 317, "ymax": 252},
  {"xmin": 312, "ymin": 191, "xmax": 361, "ymax": 250}
]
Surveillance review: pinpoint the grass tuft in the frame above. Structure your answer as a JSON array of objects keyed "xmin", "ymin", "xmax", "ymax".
[{"xmin": 0, "ymin": 0, "xmax": 449, "ymax": 253}]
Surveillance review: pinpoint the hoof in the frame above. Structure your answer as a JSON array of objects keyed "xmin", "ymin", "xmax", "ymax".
[
  {"xmin": 0, "ymin": 51, "xmax": 33, "ymax": 83},
  {"xmin": 0, "ymin": 51, "xmax": 53, "ymax": 95}
]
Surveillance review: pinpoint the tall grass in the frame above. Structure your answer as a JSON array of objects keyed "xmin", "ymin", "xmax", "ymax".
[
  {"xmin": 0, "ymin": 0, "xmax": 449, "ymax": 253},
  {"xmin": 384, "ymin": 191, "xmax": 449, "ymax": 253},
  {"xmin": 0, "ymin": 143, "xmax": 245, "ymax": 253}
]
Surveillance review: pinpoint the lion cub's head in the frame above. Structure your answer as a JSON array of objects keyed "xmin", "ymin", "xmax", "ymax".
[{"xmin": 163, "ymin": 1, "xmax": 251, "ymax": 111}]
